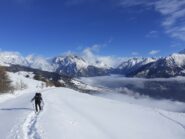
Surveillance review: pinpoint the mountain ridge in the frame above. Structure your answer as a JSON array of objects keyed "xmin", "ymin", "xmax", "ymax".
[{"xmin": 1, "ymin": 50, "xmax": 185, "ymax": 78}]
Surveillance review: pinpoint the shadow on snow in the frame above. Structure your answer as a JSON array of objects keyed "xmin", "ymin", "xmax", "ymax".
[{"xmin": 0, "ymin": 107, "xmax": 33, "ymax": 111}]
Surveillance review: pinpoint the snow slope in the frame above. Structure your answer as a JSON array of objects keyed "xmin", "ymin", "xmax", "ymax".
[
  {"xmin": 8, "ymin": 71, "xmax": 45, "ymax": 90},
  {"xmin": 0, "ymin": 87, "xmax": 185, "ymax": 139}
]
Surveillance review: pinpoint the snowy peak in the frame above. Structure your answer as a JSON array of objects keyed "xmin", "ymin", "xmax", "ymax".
[
  {"xmin": 52, "ymin": 54, "xmax": 111, "ymax": 77},
  {"xmin": 128, "ymin": 53, "xmax": 185, "ymax": 78},
  {"xmin": 53, "ymin": 55, "xmax": 89, "ymax": 70},
  {"xmin": 0, "ymin": 51, "xmax": 28, "ymax": 66},
  {"xmin": 52, "ymin": 55, "xmax": 89, "ymax": 76},
  {"xmin": 0, "ymin": 51, "xmax": 109, "ymax": 77},
  {"xmin": 116, "ymin": 57, "xmax": 156, "ymax": 75},
  {"xmin": 118, "ymin": 58, "xmax": 143, "ymax": 69},
  {"xmin": 0, "ymin": 52, "xmax": 55, "ymax": 72},
  {"xmin": 118, "ymin": 57, "xmax": 156, "ymax": 69},
  {"xmin": 165, "ymin": 53, "xmax": 185, "ymax": 67},
  {"xmin": 2, "ymin": 50, "xmax": 185, "ymax": 78}
]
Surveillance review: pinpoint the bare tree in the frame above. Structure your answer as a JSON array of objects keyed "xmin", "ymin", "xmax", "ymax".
[
  {"xmin": 0, "ymin": 67, "xmax": 13, "ymax": 93},
  {"xmin": 15, "ymin": 79, "xmax": 28, "ymax": 90}
]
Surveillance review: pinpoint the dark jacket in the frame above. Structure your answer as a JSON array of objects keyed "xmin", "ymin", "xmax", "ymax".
[{"xmin": 31, "ymin": 93, "xmax": 43, "ymax": 103}]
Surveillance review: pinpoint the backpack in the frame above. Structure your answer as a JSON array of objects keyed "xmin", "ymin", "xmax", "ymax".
[{"xmin": 35, "ymin": 93, "xmax": 42, "ymax": 102}]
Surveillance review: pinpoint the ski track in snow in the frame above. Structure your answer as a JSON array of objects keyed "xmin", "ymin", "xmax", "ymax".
[
  {"xmin": 22, "ymin": 112, "xmax": 42, "ymax": 139},
  {"xmin": 7, "ymin": 123, "xmax": 22, "ymax": 139},
  {"xmin": 8, "ymin": 88, "xmax": 55, "ymax": 139},
  {"xmin": 1, "ymin": 87, "xmax": 185, "ymax": 139},
  {"xmin": 21, "ymin": 88, "xmax": 55, "ymax": 139},
  {"xmin": 157, "ymin": 110, "xmax": 185, "ymax": 131}
]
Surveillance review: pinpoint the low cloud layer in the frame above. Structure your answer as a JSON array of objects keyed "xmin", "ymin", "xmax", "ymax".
[{"xmin": 80, "ymin": 75, "xmax": 185, "ymax": 112}]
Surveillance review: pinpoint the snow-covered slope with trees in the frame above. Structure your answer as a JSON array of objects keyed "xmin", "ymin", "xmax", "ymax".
[{"xmin": 0, "ymin": 70, "xmax": 184, "ymax": 139}]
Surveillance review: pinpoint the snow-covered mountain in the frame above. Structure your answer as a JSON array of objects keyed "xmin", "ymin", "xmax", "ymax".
[
  {"xmin": 112, "ymin": 49, "xmax": 185, "ymax": 78},
  {"xmin": 0, "ymin": 52, "xmax": 110, "ymax": 77},
  {"xmin": 129, "ymin": 53, "xmax": 185, "ymax": 78},
  {"xmin": 52, "ymin": 55, "xmax": 89, "ymax": 77},
  {"xmin": 0, "ymin": 51, "xmax": 29, "ymax": 66},
  {"xmin": 53, "ymin": 55, "xmax": 110, "ymax": 77},
  {"xmin": 2, "ymin": 50, "xmax": 185, "ymax": 78},
  {"xmin": 0, "ymin": 52, "xmax": 54, "ymax": 72},
  {"xmin": 115, "ymin": 57, "xmax": 157, "ymax": 75}
]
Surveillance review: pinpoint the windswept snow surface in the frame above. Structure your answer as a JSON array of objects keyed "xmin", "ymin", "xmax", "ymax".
[{"xmin": 0, "ymin": 88, "xmax": 185, "ymax": 139}]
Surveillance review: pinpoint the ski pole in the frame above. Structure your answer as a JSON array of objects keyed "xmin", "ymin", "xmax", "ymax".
[
  {"xmin": 32, "ymin": 102, "xmax": 35, "ymax": 111},
  {"xmin": 41, "ymin": 101, "xmax": 45, "ymax": 111}
]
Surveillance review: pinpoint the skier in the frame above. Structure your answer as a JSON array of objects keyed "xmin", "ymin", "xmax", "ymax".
[{"xmin": 31, "ymin": 92, "xmax": 43, "ymax": 112}]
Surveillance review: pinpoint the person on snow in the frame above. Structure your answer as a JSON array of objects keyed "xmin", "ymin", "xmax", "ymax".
[{"xmin": 31, "ymin": 92, "xmax": 43, "ymax": 112}]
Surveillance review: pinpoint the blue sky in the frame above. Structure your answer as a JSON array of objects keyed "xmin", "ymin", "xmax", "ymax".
[{"xmin": 0, "ymin": 0, "xmax": 185, "ymax": 57}]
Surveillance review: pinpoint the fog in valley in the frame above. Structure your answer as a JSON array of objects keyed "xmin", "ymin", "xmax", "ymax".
[{"xmin": 80, "ymin": 75, "xmax": 185, "ymax": 112}]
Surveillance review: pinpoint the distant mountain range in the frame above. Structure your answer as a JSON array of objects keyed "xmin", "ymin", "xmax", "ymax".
[
  {"xmin": 127, "ymin": 53, "xmax": 185, "ymax": 78},
  {"xmin": 1, "ymin": 50, "xmax": 185, "ymax": 78},
  {"xmin": 114, "ymin": 50, "xmax": 185, "ymax": 78},
  {"xmin": 0, "ymin": 52, "xmax": 109, "ymax": 77}
]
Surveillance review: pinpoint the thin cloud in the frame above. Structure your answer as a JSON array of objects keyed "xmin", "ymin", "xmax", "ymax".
[
  {"xmin": 170, "ymin": 41, "xmax": 185, "ymax": 48},
  {"xmin": 119, "ymin": 0, "xmax": 185, "ymax": 42},
  {"xmin": 82, "ymin": 45, "xmax": 118, "ymax": 67},
  {"xmin": 149, "ymin": 50, "xmax": 160, "ymax": 55},
  {"xmin": 131, "ymin": 52, "xmax": 139, "ymax": 56},
  {"xmin": 155, "ymin": 0, "xmax": 185, "ymax": 41},
  {"xmin": 146, "ymin": 30, "xmax": 159, "ymax": 38}
]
